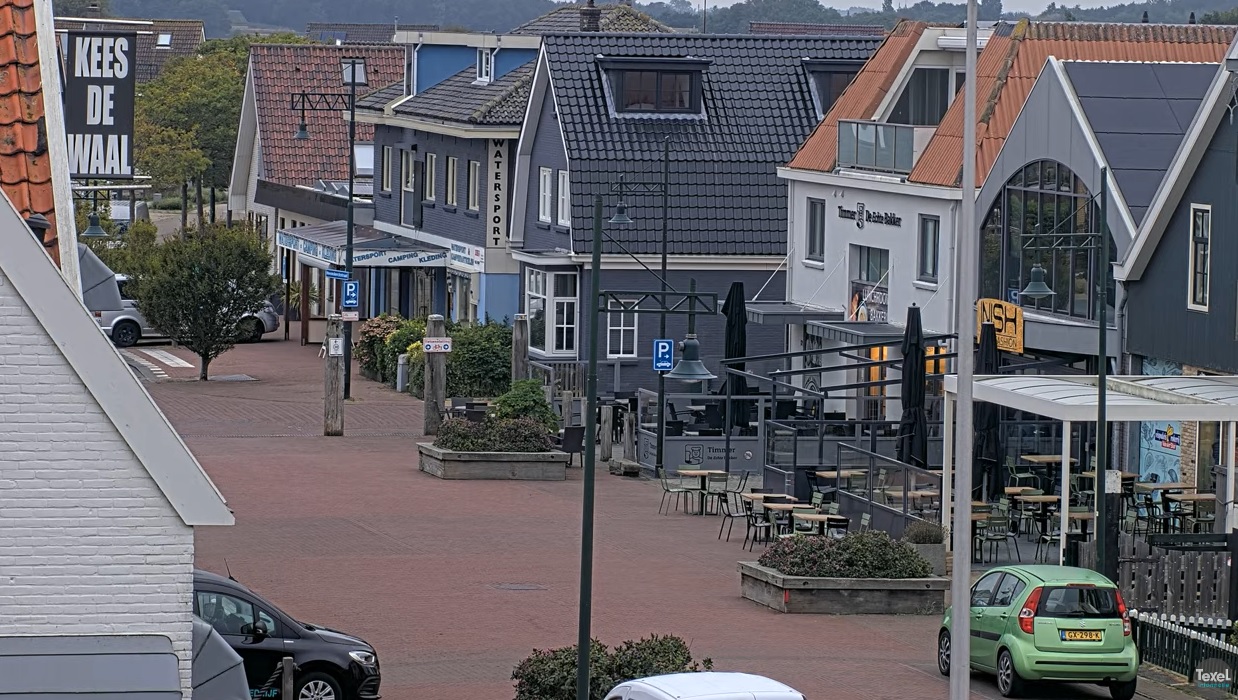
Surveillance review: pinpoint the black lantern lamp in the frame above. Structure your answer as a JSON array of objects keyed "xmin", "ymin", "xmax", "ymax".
[
  {"xmin": 81, "ymin": 212, "xmax": 107, "ymax": 237},
  {"xmin": 666, "ymin": 334, "xmax": 716, "ymax": 382},
  {"xmin": 1020, "ymin": 263, "xmax": 1055, "ymax": 300}
]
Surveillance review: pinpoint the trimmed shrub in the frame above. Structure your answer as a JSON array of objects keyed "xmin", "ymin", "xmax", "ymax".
[
  {"xmin": 355, "ymin": 314, "xmax": 404, "ymax": 378},
  {"xmin": 407, "ymin": 320, "xmax": 512, "ymax": 398},
  {"xmin": 381, "ymin": 318, "xmax": 427, "ymax": 387},
  {"xmin": 512, "ymin": 634, "xmax": 712, "ymax": 700},
  {"xmin": 433, "ymin": 417, "xmax": 553, "ymax": 453},
  {"xmin": 496, "ymin": 379, "xmax": 558, "ymax": 431},
  {"xmin": 758, "ymin": 530, "xmax": 933, "ymax": 579},
  {"xmin": 903, "ymin": 521, "xmax": 945, "ymax": 544},
  {"xmin": 433, "ymin": 418, "xmax": 489, "ymax": 452}
]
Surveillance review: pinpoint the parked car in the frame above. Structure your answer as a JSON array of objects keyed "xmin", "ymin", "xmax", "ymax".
[
  {"xmin": 193, "ymin": 568, "xmax": 380, "ymax": 700},
  {"xmin": 938, "ymin": 564, "xmax": 1138, "ymax": 700},
  {"xmin": 95, "ymin": 274, "xmax": 279, "ymax": 347},
  {"xmin": 604, "ymin": 672, "xmax": 805, "ymax": 700}
]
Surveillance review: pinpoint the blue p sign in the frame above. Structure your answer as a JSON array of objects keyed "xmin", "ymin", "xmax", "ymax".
[
  {"xmin": 342, "ymin": 280, "xmax": 360, "ymax": 308},
  {"xmin": 653, "ymin": 339, "xmax": 674, "ymax": 372}
]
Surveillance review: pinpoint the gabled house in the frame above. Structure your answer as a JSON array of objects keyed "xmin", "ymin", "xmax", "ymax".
[
  {"xmin": 509, "ymin": 31, "xmax": 883, "ymax": 393},
  {"xmin": 305, "ymin": 22, "xmax": 440, "ymax": 44},
  {"xmin": 0, "ymin": 2, "xmax": 233, "ymax": 694},
  {"xmin": 53, "ymin": 16, "xmax": 205, "ymax": 83},
  {"xmin": 778, "ymin": 19, "xmax": 1235, "ymax": 386},
  {"xmin": 352, "ymin": 3, "xmax": 671, "ymax": 324}
]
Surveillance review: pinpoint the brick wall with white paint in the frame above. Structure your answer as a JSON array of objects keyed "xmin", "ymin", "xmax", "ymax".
[{"xmin": 0, "ymin": 270, "xmax": 196, "ymax": 697}]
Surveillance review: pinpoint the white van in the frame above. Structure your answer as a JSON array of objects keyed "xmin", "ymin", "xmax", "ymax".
[{"xmin": 604, "ymin": 672, "xmax": 805, "ymax": 700}]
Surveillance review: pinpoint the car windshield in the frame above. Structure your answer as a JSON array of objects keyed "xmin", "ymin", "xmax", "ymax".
[{"xmin": 1036, "ymin": 586, "xmax": 1119, "ymax": 618}]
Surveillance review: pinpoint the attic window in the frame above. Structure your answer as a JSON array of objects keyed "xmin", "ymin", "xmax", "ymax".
[
  {"xmin": 803, "ymin": 60, "xmax": 864, "ymax": 119},
  {"xmin": 476, "ymin": 48, "xmax": 493, "ymax": 83},
  {"xmin": 598, "ymin": 57, "xmax": 709, "ymax": 116},
  {"xmin": 155, "ymin": 33, "xmax": 172, "ymax": 48}
]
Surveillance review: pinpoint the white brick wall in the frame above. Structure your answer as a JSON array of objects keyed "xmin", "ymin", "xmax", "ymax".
[{"xmin": 0, "ymin": 270, "xmax": 195, "ymax": 697}]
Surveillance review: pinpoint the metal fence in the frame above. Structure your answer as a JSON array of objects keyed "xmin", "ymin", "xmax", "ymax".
[
  {"xmin": 1132, "ymin": 610, "xmax": 1238, "ymax": 692},
  {"xmin": 1079, "ymin": 535, "xmax": 1230, "ymax": 617}
]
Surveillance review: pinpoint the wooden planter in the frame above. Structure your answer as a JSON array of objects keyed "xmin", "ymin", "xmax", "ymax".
[
  {"xmin": 739, "ymin": 562, "xmax": 948, "ymax": 614},
  {"xmin": 417, "ymin": 443, "xmax": 569, "ymax": 481}
]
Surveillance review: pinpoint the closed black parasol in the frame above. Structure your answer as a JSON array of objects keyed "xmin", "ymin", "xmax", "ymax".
[
  {"xmin": 896, "ymin": 305, "xmax": 928, "ymax": 469},
  {"xmin": 191, "ymin": 616, "xmax": 249, "ymax": 700},
  {"xmin": 974, "ymin": 321, "xmax": 1003, "ymax": 500},
  {"xmin": 721, "ymin": 281, "xmax": 750, "ymax": 428}
]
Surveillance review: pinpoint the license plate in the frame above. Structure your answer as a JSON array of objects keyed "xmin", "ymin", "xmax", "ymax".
[{"xmin": 1061, "ymin": 630, "xmax": 1103, "ymax": 641}]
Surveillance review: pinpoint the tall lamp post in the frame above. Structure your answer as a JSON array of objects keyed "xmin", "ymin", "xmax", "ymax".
[
  {"xmin": 576, "ymin": 195, "xmax": 717, "ymax": 700},
  {"xmin": 1019, "ymin": 167, "xmax": 1117, "ymax": 581},
  {"xmin": 292, "ymin": 56, "xmax": 368, "ymax": 399}
]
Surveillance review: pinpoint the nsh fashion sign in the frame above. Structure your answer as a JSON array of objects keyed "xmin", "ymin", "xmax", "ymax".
[{"xmin": 64, "ymin": 31, "xmax": 136, "ymax": 179}]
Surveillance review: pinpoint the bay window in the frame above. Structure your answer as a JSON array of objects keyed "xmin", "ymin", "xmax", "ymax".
[{"xmin": 525, "ymin": 268, "xmax": 579, "ymax": 355}]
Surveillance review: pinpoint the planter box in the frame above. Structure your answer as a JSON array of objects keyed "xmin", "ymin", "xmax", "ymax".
[
  {"xmin": 738, "ymin": 562, "xmax": 948, "ymax": 615},
  {"xmin": 417, "ymin": 442, "xmax": 568, "ymax": 481},
  {"xmin": 909, "ymin": 543, "xmax": 947, "ymax": 576}
]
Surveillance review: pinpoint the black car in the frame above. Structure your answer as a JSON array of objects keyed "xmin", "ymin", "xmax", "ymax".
[{"xmin": 193, "ymin": 569, "xmax": 380, "ymax": 700}]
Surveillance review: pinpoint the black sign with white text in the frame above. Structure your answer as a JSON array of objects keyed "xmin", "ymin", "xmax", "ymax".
[{"xmin": 64, "ymin": 31, "xmax": 136, "ymax": 179}]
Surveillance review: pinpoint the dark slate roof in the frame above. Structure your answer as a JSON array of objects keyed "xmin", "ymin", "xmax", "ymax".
[
  {"xmin": 512, "ymin": 3, "xmax": 673, "ymax": 34},
  {"xmin": 388, "ymin": 64, "xmax": 534, "ymax": 126},
  {"xmin": 749, "ymin": 21, "xmax": 888, "ymax": 36},
  {"xmin": 305, "ymin": 22, "xmax": 438, "ymax": 44},
  {"xmin": 542, "ymin": 33, "xmax": 882, "ymax": 256},
  {"xmin": 357, "ymin": 80, "xmax": 406, "ymax": 111},
  {"xmin": 1064, "ymin": 60, "xmax": 1214, "ymax": 226},
  {"xmin": 54, "ymin": 17, "xmax": 205, "ymax": 83}
]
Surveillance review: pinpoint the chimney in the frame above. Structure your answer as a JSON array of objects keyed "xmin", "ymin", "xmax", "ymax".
[
  {"xmin": 1189, "ymin": 11, "xmax": 1196, "ymax": 23},
  {"xmin": 1141, "ymin": 10, "xmax": 1149, "ymax": 22},
  {"xmin": 580, "ymin": 0, "xmax": 602, "ymax": 31},
  {"xmin": 86, "ymin": 2, "xmax": 102, "ymax": 17}
]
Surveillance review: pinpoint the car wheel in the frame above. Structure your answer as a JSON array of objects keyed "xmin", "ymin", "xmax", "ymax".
[
  {"xmin": 296, "ymin": 671, "xmax": 341, "ymax": 700},
  {"xmin": 112, "ymin": 320, "xmax": 140, "ymax": 348},
  {"xmin": 996, "ymin": 649, "xmax": 1024, "ymax": 698},
  {"xmin": 937, "ymin": 629, "xmax": 951, "ymax": 676},
  {"xmin": 1109, "ymin": 679, "xmax": 1137, "ymax": 700}
]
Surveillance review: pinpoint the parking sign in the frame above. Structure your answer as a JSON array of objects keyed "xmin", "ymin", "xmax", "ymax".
[
  {"xmin": 342, "ymin": 280, "xmax": 359, "ymax": 308},
  {"xmin": 653, "ymin": 339, "xmax": 674, "ymax": 372}
]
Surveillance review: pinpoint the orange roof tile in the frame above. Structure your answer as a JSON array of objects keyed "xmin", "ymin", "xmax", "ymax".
[
  {"xmin": 786, "ymin": 20, "xmax": 936, "ymax": 172},
  {"xmin": 909, "ymin": 20, "xmax": 1237, "ymax": 187},
  {"xmin": 249, "ymin": 43, "xmax": 405, "ymax": 188},
  {"xmin": 0, "ymin": 0, "xmax": 58, "ymax": 266}
]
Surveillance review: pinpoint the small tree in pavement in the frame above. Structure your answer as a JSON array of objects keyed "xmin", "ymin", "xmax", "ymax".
[{"xmin": 133, "ymin": 224, "xmax": 278, "ymax": 380}]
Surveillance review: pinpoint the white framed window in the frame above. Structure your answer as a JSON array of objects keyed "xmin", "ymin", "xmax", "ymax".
[
  {"xmin": 445, "ymin": 157, "xmax": 458, "ymax": 206},
  {"xmin": 538, "ymin": 167, "xmax": 553, "ymax": 223},
  {"xmin": 556, "ymin": 170, "xmax": 570, "ymax": 226},
  {"xmin": 381, "ymin": 146, "xmax": 392, "ymax": 191},
  {"xmin": 525, "ymin": 268, "xmax": 578, "ymax": 355},
  {"xmin": 1189, "ymin": 203, "xmax": 1211, "ymax": 310},
  {"xmin": 806, "ymin": 198, "xmax": 825, "ymax": 261},
  {"xmin": 918, "ymin": 215, "xmax": 939, "ymax": 282},
  {"xmin": 156, "ymin": 33, "xmax": 172, "ymax": 48},
  {"xmin": 607, "ymin": 299, "xmax": 637, "ymax": 358},
  {"xmin": 423, "ymin": 153, "xmax": 437, "ymax": 201},
  {"xmin": 467, "ymin": 160, "xmax": 480, "ymax": 210},
  {"xmin": 476, "ymin": 48, "xmax": 493, "ymax": 83},
  {"xmin": 401, "ymin": 150, "xmax": 414, "ymax": 191}
]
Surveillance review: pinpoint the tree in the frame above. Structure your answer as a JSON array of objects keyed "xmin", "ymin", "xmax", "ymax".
[
  {"xmin": 83, "ymin": 219, "xmax": 160, "ymax": 279},
  {"xmin": 979, "ymin": 0, "xmax": 1003, "ymax": 20},
  {"xmin": 1201, "ymin": 7, "xmax": 1238, "ymax": 22},
  {"xmin": 133, "ymin": 115, "xmax": 208, "ymax": 224},
  {"xmin": 131, "ymin": 224, "xmax": 278, "ymax": 380},
  {"xmin": 56, "ymin": 0, "xmax": 111, "ymax": 16},
  {"xmin": 882, "ymin": 0, "xmax": 895, "ymax": 13}
]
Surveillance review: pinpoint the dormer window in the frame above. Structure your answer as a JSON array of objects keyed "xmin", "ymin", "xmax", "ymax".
[
  {"xmin": 156, "ymin": 33, "xmax": 172, "ymax": 48},
  {"xmin": 598, "ymin": 57, "xmax": 708, "ymax": 117},
  {"xmin": 803, "ymin": 59, "xmax": 864, "ymax": 119},
  {"xmin": 476, "ymin": 48, "xmax": 493, "ymax": 83}
]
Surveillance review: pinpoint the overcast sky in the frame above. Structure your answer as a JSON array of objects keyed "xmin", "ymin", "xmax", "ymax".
[{"xmin": 700, "ymin": 0, "xmax": 1116, "ymax": 15}]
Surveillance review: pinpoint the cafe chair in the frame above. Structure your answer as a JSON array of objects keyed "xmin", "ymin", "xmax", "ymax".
[
  {"xmin": 1007, "ymin": 456, "xmax": 1039, "ymax": 491},
  {"xmin": 982, "ymin": 512, "xmax": 1021, "ymax": 563},
  {"xmin": 718, "ymin": 491, "xmax": 747, "ymax": 542},
  {"xmin": 725, "ymin": 471, "xmax": 749, "ymax": 495},
  {"xmin": 657, "ymin": 467, "xmax": 691, "ymax": 515},
  {"xmin": 703, "ymin": 473, "xmax": 729, "ymax": 515},
  {"xmin": 559, "ymin": 426, "xmax": 585, "ymax": 468},
  {"xmin": 744, "ymin": 499, "xmax": 773, "ymax": 551}
]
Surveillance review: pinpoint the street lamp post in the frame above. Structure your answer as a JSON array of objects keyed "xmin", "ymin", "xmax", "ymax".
[
  {"xmin": 1019, "ymin": 167, "xmax": 1117, "ymax": 581},
  {"xmin": 291, "ymin": 56, "xmax": 368, "ymax": 399}
]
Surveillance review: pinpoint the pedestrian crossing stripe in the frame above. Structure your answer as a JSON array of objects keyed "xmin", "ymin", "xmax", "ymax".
[{"xmin": 123, "ymin": 350, "xmax": 168, "ymax": 379}]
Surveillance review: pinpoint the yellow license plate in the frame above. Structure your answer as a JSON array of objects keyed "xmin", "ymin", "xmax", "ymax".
[{"xmin": 1061, "ymin": 630, "xmax": 1103, "ymax": 641}]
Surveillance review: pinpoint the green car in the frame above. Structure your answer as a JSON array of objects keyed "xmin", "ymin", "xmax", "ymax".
[{"xmin": 938, "ymin": 565, "xmax": 1139, "ymax": 700}]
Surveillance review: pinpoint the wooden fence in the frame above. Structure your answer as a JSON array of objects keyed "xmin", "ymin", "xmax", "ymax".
[{"xmin": 1079, "ymin": 535, "xmax": 1229, "ymax": 617}]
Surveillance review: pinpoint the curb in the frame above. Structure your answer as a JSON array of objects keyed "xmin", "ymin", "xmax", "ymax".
[{"xmin": 1139, "ymin": 667, "xmax": 1224, "ymax": 700}]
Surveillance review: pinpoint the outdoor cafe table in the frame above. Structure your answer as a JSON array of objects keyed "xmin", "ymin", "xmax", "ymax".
[
  {"xmin": 792, "ymin": 512, "xmax": 850, "ymax": 536},
  {"xmin": 1165, "ymin": 493, "xmax": 1216, "ymax": 529},
  {"xmin": 677, "ymin": 469, "xmax": 725, "ymax": 515},
  {"xmin": 1068, "ymin": 511, "xmax": 1094, "ymax": 539},
  {"xmin": 1079, "ymin": 470, "xmax": 1139, "ymax": 480},
  {"xmin": 1136, "ymin": 482, "xmax": 1196, "ymax": 492},
  {"xmin": 1004, "ymin": 486, "xmax": 1033, "ymax": 496},
  {"xmin": 815, "ymin": 469, "xmax": 867, "ymax": 479},
  {"xmin": 1021, "ymin": 455, "xmax": 1079, "ymax": 465},
  {"xmin": 740, "ymin": 492, "xmax": 797, "ymax": 502},
  {"xmin": 1015, "ymin": 494, "xmax": 1061, "ymax": 537}
]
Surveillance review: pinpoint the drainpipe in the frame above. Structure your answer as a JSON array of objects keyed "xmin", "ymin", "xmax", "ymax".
[{"xmin": 946, "ymin": 199, "xmax": 959, "ymax": 338}]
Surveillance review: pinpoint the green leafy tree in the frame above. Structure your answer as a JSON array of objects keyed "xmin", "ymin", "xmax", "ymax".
[
  {"xmin": 133, "ymin": 116, "xmax": 209, "ymax": 216},
  {"xmin": 56, "ymin": 0, "xmax": 111, "ymax": 16},
  {"xmin": 1202, "ymin": 7, "xmax": 1238, "ymax": 22},
  {"xmin": 979, "ymin": 0, "xmax": 1003, "ymax": 19},
  {"xmin": 132, "ymin": 224, "xmax": 278, "ymax": 379},
  {"xmin": 83, "ymin": 218, "xmax": 159, "ymax": 278}
]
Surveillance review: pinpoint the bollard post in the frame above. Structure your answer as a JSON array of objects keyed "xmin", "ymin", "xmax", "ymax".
[
  {"xmin": 623, "ymin": 410, "xmax": 636, "ymax": 461},
  {"xmin": 600, "ymin": 405, "xmax": 613, "ymax": 462},
  {"xmin": 560, "ymin": 390, "xmax": 573, "ymax": 427},
  {"xmin": 396, "ymin": 353, "xmax": 409, "ymax": 393},
  {"xmin": 324, "ymin": 315, "xmax": 344, "ymax": 436},
  {"xmin": 424, "ymin": 315, "xmax": 447, "ymax": 436},
  {"xmin": 512, "ymin": 314, "xmax": 529, "ymax": 383},
  {"xmin": 281, "ymin": 657, "xmax": 294, "ymax": 700}
]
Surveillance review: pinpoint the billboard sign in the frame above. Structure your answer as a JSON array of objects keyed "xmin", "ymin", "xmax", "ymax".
[{"xmin": 64, "ymin": 31, "xmax": 137, "ymax": 179}]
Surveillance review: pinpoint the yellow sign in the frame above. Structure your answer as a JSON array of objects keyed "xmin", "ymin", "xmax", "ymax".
[{"xmin": 976, "ymin": 298, "xmax": 1024, "ymax": 354}]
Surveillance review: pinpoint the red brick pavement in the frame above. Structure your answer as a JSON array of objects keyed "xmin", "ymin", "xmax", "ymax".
[{"xmin": 143, "ymin": 339, "xmax": 1109, "ymax": 700}]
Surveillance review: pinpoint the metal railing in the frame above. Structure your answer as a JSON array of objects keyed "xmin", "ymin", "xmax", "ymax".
[
  {"xmin": 1133, "ymin": 610, "xmax": 1238, "ymax": 692},
  {"xmin": 529, "ymin": 359, "xmax": 585, "ymax": 394},
  {"xmin": 837, "ymin": 120, "xmax": 918, "ymax": 174},
  {"xmin": 830, "ymin": 443, "xmax": 942, "ymax": 539}
]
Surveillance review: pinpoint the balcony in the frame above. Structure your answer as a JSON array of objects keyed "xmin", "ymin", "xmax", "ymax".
[{"xmin": 836, "ymin": 120, "xmax": 934, "ymax": 176}]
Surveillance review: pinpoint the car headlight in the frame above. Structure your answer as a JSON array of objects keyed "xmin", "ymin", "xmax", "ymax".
[{"xmin": 349, "ymin": 650, "xmax": 377, "ymax": 666}]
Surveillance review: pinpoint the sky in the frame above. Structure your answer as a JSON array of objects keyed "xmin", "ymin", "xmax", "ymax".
[{"xmin": 699, "ymin": 0, "xmax": 1118, "ymax": 15}]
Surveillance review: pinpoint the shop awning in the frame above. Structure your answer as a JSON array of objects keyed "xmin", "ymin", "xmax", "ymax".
[
  {"xmin": 944, "ymin": 374, "xmax": 1238, "ymax": 422},
  {"xmin": 276, "ymin": 221, "xmax": 448, "ymax": 269},
  {"xmin": 807, "ymin": 320, "xmax": 906, "ymax": 345},
  {"xmin": 0, "ymin": 634, "xmax": 182, "ymax": 699},
  {"xmin": 745, "ymin": 302, "xmax": 844, "ymax": 326}
]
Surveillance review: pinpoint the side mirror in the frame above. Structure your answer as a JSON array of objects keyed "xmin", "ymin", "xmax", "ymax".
[{"xmin": 244, "ymin": 620, "xmax": 269, "ymax": 640}]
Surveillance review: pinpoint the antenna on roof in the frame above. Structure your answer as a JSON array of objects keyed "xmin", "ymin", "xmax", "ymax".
[
  {"xmin": 395, "ymin": 15, "xmax": 399, "ymax": 32},
  {"xmin": 224, "ymin": 559, "xmax": 237, "ymax": 581}
]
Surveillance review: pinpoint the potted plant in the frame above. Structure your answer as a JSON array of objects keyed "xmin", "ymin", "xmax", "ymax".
[
  {"xmin": 739, "ymin": 531, "xmax": 948, "ymax": 614},
  {"xmin": 902, "ymin": 521, "xmax": 947, "ymax": 576}
]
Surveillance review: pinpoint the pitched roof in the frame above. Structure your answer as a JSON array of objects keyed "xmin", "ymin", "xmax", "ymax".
[
  {"xmin": 540, "ymin": 33, "xmax": 882, "ymax": 256},
  {"xmin": 249, "ymin": 43, "xmax": 404, "ymax": 187},
  {"xmin": 511, "ymin": 3, "xmax": 673, "ymax": 34},
  {"xmin": 1063, "ymin": 60, "xmax": 1213, "ymax": 226},
  {"xmin": 910, "ymin": 20, "xmax": 1236, "ymax": 188},
  {"xmin": 1, "ymin": 0, "xmax": 59, "ymax": 265},
  {"xmin": 54, "ymin": 17, "xmax": 205, "ymax": 82},
  {"xmin": 305, "ymin": 21, "xmax": 438, "ymax": 44},
  {"xmin": 749, "ymin": 21, "xmax": 888, "ymax": 37},
  {"xmin": 389, "ymin": 64, "xmax": 535, "ymax": 126},
  {"xmin": 786, "ymin": 20, "xmax": 934, "ymax": 172}
]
